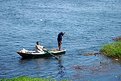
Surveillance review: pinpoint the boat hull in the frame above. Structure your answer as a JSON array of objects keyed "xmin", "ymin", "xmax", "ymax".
[{"xmin": 17, "ymin": 50, "xmax": 66, "ymax": 59}]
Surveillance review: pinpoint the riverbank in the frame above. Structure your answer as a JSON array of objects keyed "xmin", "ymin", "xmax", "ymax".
[
  {"xmin": 100, "ymin": 40, "xmax": 121, "ymax": 58},
  {"xmin": 0, "ymin": 76, "xmax": 68, "ymax": 81}
]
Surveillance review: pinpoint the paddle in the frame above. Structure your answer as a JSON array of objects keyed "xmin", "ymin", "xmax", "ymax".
[{"xmin": 43, "ymin": 50, "xmax": 60, "ymax": 60}]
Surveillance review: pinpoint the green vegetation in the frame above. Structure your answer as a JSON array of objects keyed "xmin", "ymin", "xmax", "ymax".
[
  {"xmin": 100, "ymin": 41, "xmax": 121, "ymax": 58},
  {"xmin": 0, "ymin": 76, "xmax": 68, "ymax": 81}
]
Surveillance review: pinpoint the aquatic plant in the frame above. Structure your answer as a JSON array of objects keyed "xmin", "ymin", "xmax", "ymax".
[
  {"xmin": 0, "ymin": 76, "xmax": 69, "ymax": 81},
  {"xmin": 100, "ymin": 41, "xmax": 121, "ymax": 58}
]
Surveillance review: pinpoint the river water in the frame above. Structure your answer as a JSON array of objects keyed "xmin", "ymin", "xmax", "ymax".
[{"xmin": 0, "ymin": 0, "xmax": 121, "ymax": 81}]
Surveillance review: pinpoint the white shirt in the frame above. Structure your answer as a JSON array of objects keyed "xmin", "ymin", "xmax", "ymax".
[{"xmin": 35, "ymin": 45, "xmax": 44, "ymax": 53}]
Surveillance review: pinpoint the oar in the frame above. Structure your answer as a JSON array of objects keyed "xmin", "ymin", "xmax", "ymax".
[
  {"xmin": 44, "ymin": 50, "xmax": 60, "ymax": 60},
  {"xmin": 49, "ymin": 53, "xmax": 60, "ymax": 60}
]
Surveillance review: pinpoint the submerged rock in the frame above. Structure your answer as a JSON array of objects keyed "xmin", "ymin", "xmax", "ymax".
[
  {"xmin": 113, "ymin": 36, "xmax": 121, "ymax": 41},
  {"xmin": 83, "ymin": 52, "xmax": 100, "ymax": 56}
]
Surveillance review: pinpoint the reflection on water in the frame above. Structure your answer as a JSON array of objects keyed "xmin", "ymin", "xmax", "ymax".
[
  {"xmin": 56, "ymin": 56, "xmax": 65, "ymax": 78},
  {"xmin": 19, "ymin": 58, "xmax": 32, "ymax": 64},
  {"xmin": 19, "ymin": 55, "xmax": 66, "ymax": 78}
]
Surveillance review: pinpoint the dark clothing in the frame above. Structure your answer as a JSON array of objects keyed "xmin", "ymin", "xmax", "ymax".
[
  {"xmin": 58, "ymin": 41, "xmax": 61, "ymax": 47},
  {"xmin": 57, "ymin": 32, "xmax": 64, "ymax": 42},
  {"xmin": 57, "ymin": 32, "xmax": 64, "ymax": 50}
]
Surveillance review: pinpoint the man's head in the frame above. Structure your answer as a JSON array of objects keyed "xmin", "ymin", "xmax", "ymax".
[
  {"xmin": 60, "ymin": 32, "xmax": 65, "ymax": 36},
  {"xmin": 36, "ymin": 41, "xmax": 39, "ymax": 45}
]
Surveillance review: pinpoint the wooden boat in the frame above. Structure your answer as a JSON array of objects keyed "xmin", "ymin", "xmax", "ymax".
[{"xmin": 17, "ymin": 48, "xmax": 66, "ymax": 58}]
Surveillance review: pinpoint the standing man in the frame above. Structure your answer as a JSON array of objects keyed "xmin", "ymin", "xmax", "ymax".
[{"xmin": 57, "ymin": 32, "xmax": 65, "ymax": 51}]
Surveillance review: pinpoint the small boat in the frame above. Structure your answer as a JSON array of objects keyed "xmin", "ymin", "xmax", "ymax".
[{"xmin": 17, "ymin": 48, "xmax": 66, "ymax": 58}]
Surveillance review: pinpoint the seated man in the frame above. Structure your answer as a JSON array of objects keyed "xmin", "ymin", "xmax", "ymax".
[{"xmin": 35, "ymin": 41, "xmax": 44, "ymax": 53}]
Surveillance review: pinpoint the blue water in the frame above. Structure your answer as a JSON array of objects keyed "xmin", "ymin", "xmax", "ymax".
[{"xmin": 0, "ymin": 0, "xmax": 121, "ymax": 81}]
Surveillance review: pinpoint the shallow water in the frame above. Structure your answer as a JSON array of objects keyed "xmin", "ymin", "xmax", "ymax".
[{"xmin": 0, "ymin": 0, "xmax": 121, "ymax": 81}]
